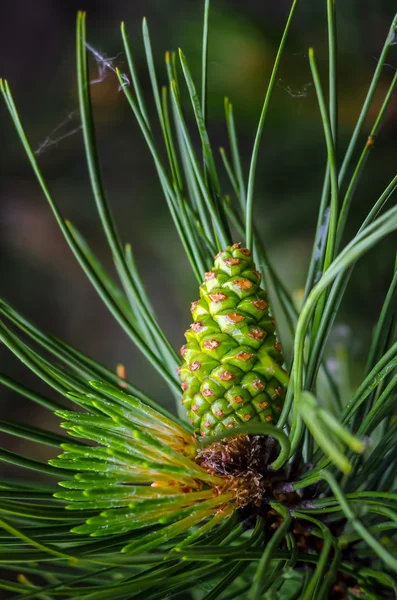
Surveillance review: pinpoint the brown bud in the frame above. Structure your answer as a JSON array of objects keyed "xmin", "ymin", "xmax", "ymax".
[
  {"xmin": 190, "ymin": 300, "xmax": 198, "ymax": 312},
  {"xmin": 191, "ymin": 322, "xmax": 205, "ymax": 333},
  {"xmin": 203, "ymin": 339, "xmax": 220, "ymax": 350},
  {"xmin": 202, "ymin": 388, "xmax": 214, "ymax": 398},
  {"xmin": 209, "ymin": 292, "xmax": 227, "ymax": 302},
  {"xmin": 235, "ymin": 278, "xmax": 253, "ymax": 290},
  {"xmin": 252, "ymin": 269, "xmax": 261, "ymax": 279},
  {"xmin": 219, "ymin": 371, "xmax": 234, "ymax": 381},
  {"xmin": 236, "ymin": 351, "xmax": 254, "ymax": 361},
  {"xmin": 189, "ymin": 361, "xmax": 201, "ymax": 371},
  {"xmin": 224, "ymin": 257, "xmax": 240, "ymax": 266},
  {"xmin": 181, "ymin": 382, "xmax": 188, "ymax": 391},
  {"xmin": 265, "ymin": 415, "xmax": 273, "ymax": 422},
  {"xmin": 253, "ymin": 299, "xmax": 268, "ymax": 311},
  {"xmin": 234, "ymin": 395, "xmax": 244, "ymax": 404},
  {"xmin": 232, "ymin": 242, "xmax": 241, "ymax": 249},
  {"xmin": 248, "ymin": 328, "xmax": 264, "ymax": 340},
  {"xmin": 204, "ymin": 271, "xmax": 216, "ymax": 280},
  {"xmin": 215, "ymin": 410, "xmax": 224, "ymax": 417},
  {"xmin": 180, "ymin": 344, "xmax": 187, "ymax": 356},
  {"xmin": 274, "ymin": 341, "xmax": 282, "ymax": 352},
  {"xmin": 259, "ymin": 401, "xmax": 269, "ymax": 409},
  {"xmin": 226, "ymin": 313, "xmax": 246, "ymax": 323},
  {"xmin": 253, "ymin": 379, "xmax": 265, "ymax": 390},
  {"xmin": 240, "ymin": 248, "xmax": 251, "ymax": 256}
]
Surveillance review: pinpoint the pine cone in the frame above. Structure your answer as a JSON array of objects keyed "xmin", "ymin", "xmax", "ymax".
[{"xmin": 180, "ymin": 243, "xmax": 288, "ymax": 436}]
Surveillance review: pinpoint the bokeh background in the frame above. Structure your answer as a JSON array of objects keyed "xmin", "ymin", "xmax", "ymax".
[{"xmin": 0, "ymin": 0, "xmax": 396, "ymax": 471}]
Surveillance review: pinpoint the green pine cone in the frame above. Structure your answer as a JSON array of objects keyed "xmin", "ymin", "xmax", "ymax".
[{"xmin": 180, "ymin": 243, "xmax": 288, "ymax": 437}]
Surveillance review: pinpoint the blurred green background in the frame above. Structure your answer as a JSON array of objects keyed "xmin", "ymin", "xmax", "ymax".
[{"xmin": 0, "ymin": 0, "xmax": 396, "ymax": 469}]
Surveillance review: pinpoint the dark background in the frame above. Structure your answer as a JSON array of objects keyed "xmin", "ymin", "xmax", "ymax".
[{"xmin": 0, "ymin": 0, "xmax": 396, "ymax": 467}]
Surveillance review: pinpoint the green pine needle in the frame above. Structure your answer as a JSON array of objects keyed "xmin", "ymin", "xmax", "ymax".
[{"xmin": 0, "ymin": 0, "xmax": 397, "ymax": 598}]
